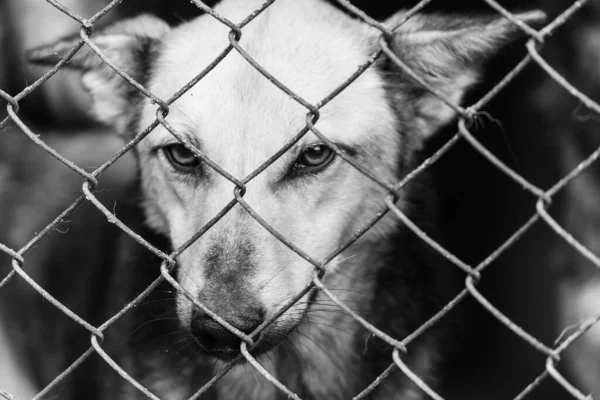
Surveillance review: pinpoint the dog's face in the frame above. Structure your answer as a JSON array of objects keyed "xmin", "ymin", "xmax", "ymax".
[
  {"xmin": 29, "ymin": 0, "xmax": 542, "ymax": 358},
  {"xmin": 136, "ymin": 1, "xmax": 402, "ymax": 357}
]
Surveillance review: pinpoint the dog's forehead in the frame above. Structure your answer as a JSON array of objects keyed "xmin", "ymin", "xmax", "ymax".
[{"xmin": 141, "ymin": 0, "xmax": 397, "ymax": 173}]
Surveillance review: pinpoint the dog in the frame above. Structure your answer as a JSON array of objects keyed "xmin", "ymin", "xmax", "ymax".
[{"xmin": 4, "ymin": 0, "xmax": 543, "ymax": 398}]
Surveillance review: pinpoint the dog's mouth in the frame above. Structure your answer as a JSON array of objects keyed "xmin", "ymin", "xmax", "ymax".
[
  {"xmin": 189, "ymin": 317, "xmax": 300, "ymax": 362},
  {"xmin": 185, "ymin": 286, "xmax": 318, "ymax": 361},
  {"xmin": 193, "ymin": 344, "xmax": 243, "ymax": 362}
]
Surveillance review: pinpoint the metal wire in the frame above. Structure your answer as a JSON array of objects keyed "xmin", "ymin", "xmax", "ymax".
[{"xmin": 1, "ymin": 0, "xmax": 599, "ymax": 399}]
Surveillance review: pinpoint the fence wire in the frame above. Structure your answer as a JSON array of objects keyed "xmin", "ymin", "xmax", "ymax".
[{"xmin": 0, "ymin": 0, "xmax": 599, "ymax": 399}]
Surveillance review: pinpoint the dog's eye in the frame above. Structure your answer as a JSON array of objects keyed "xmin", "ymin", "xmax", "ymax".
[
  {"xmin": 294, "ymin": 145, "xmax": 335, "ymax": 174},
  {"xmin": 163, "ymin": 144, "xmax": 201, "ymax": 172}
]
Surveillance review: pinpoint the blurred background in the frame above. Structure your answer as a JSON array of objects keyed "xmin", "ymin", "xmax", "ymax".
[{"xmin": 1, "ymin": 0, "xmax": 599, "ymax": 399}]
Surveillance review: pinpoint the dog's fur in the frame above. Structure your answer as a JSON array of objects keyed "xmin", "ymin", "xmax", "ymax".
[{"xmin": 4, "ymin": 0, "xmax": 543, "ymax": 398}]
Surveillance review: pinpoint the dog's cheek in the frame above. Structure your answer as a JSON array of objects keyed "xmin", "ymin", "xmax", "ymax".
[
  {"xmin": 239, "ymin": 215, "xmax": 316, "ymax": 321},
  {"xmin": 142, "ymin": 196, "xmax": 169, "ymax": 234},
  {"xmin": 250, "ymin": 233, "xmax": 313, "ymax": 306},
  {"xmin": 315, "ymin": 171, "xmax": 395, "ymax": 246},
  {"xmin": 139, "ymin": 162, "xmax": 201, "ymax": 244},
  {"xmin": 140, "ymin": 169, "xmax": 172, "ymax": 235},
  {"xmin": 142, "ymin": 185, "xmax": 189, "ymax": 239}
]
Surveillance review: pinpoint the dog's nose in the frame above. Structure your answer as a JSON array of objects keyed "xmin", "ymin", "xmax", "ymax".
[{"xmin": 191, "ymin": 309, "xmax": 263, "ymax": 353}]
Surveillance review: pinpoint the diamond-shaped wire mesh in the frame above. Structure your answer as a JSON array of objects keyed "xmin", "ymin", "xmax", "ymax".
[{"xmin": 1, "ymin": 0, "xmax": 599, "ymax": 399}]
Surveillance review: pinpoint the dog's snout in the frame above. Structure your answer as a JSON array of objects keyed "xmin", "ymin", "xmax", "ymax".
[{"xmin": 191, "ymin": 309, "xmax": 264, "ymax": 354}]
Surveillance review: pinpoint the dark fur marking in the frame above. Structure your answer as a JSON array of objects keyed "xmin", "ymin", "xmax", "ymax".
[{"xmin": 198, "ymin": 236, "xmax": 261, "ymax": 321}]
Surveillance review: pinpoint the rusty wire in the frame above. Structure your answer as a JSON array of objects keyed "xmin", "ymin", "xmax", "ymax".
[{"xmin": 1, "ymin": 0, "xmax": 599, "ymax": 399}]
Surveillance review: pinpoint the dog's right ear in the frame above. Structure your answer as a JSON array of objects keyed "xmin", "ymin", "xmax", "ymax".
[
  {"xmin": 382, "ymin": 10, "xmax": 545, "ymax": 145},
  {"xmin": 27, "ymin": 15, "xmax": 170, "ymax": 135}
]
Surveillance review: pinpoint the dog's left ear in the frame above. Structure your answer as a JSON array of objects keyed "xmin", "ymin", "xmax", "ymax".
[
  {"xmin": 27, "ymin": 15, "xmax": 170, "ymax": 134},
  {"xmin": 383, "ymin": 10, "xmax": 545, "ymax": 141}
]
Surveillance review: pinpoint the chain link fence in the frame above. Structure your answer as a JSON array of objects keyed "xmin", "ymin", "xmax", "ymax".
[{"xmin": 0, "ymin": 0, "xmax": 599, "ymax": 399}]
